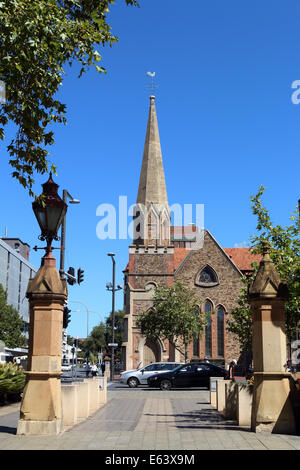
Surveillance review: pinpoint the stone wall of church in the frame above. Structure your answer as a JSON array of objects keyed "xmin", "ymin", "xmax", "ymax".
[
  {"xmin": 124, "ymin": 233, "xmax": 244, "ymax": 370},
  {"xmin": 174, "ymin": 233, "xmax": 242, "ymax": 365},
  {"xmin": 128, "ymin": 252, "xmax": 174, "ymax": 289}
]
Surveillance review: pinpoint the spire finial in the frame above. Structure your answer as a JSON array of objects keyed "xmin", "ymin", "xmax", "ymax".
[{"xmin": 146, "ymin": 71, "xmax": 158, "ymax": 96}]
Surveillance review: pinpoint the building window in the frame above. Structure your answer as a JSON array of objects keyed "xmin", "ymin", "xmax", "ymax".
[
  {"xmin": 204, "ymin": 300, "xmax": 212, "ymax": 357},
  {"xmin": 195, "ymin": 265, "xmax": 219, "ymax": 287},
  {"xmin": 200, "ymin": 266, "xmax": 217, "ymax": 283},
  {"xmin": 193, "ymin": 309, "xmax": 200, "ymax": 356},
  {"xmin": 217, "ymin": 306, "xmax": 225, "ymax": 357}
]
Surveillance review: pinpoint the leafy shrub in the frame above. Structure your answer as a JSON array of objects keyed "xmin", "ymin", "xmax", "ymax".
[{"xmin": 0, "ymin": 363, "xmax": 26, "ymax": 396}]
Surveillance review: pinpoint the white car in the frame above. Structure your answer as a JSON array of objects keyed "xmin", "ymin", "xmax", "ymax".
[
  {"xmin": 61, "ymin": 364, "xmax": 72, "ymax": 372},
  {"xmin": 119, "ymin": 362, "xmax": 183, "ymax": 388}
]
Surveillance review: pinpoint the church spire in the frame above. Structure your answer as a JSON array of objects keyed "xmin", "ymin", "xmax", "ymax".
[
  {"xmin": 134, "ymin": 95, "xmax": 170, "ymax": 247},
  {"xmin": 137, "ymin": 95, "xmax": 168, "ymax": 206}
]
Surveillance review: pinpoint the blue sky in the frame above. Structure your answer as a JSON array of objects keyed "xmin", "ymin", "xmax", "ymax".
[{"xmin": 1, "ymin": 0, "xmax": 300, "ymax": 338}]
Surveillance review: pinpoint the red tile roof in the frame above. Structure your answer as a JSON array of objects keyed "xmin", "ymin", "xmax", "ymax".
[
  {"xmin": 125, "ymin": 247, "xmax": 261, "ymax": 274},
  {"xmin": 224, "ymin": 248, "xmax": 261, "ymax": 271},
  {"xmin": 174, "ymin": 247, "xmax": 189, "ymax": 270}
]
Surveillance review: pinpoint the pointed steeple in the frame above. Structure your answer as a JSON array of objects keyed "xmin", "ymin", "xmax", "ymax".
[
  {"xmin": 137, "ymin": 95, "xmax": 168, "ymax": 206},
  {"xmin": 134, "ymin": 95, "xmax": 170, "ymax": 247}
]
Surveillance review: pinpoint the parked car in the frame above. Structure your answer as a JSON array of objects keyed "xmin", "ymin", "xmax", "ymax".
[
  {"xmin": 119, "ymin": 362, "xmax": 183, "ymax": 388},
  {"xmin": 147, "ymin": 362, "xmax": 227, "ymax": 390},
  {"xmin": 61, "ymin": 363, "xmax": 72, "ymax": 372}
]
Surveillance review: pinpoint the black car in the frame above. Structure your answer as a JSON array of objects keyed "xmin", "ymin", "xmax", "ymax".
[{"xmin": 147, "ymin": 362, "xmax": 227, "ymax": 390}]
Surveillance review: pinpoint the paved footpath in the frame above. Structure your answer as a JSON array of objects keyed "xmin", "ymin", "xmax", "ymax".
[{"xmin": 1, "ymin": 383, "xmax": 300, "ymax": 450}]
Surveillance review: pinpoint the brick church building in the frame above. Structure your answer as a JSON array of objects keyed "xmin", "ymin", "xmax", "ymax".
[{"xmin": 121, "ymin": 95, "xmax": 260, "ymax": 370}]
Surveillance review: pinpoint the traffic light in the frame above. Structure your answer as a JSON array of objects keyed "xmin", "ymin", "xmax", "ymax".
[
  {"xmin": 67, "ymin": 267, "xmax": 76, "ymax": 285},
  {"xmin": 63, "ymin": 306, "xmax": 71, "ymax": 329},
  {"xmin": 77, "ymin": 268, "xmax": 84, "ymax": 285}
]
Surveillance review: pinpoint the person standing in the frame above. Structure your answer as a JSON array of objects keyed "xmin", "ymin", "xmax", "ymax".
[
  {"xmin": 91, "ymin": 363, "xmax": 98, "ymax": 377},
  {"xmin": 101, "ymin": 362, "xmax": 105, "ymax": 376},
  {"xmin": 228, "ymin": 359, "xmax": 237, "ymax": 379},
  {"xmin": 85, "ymin": 362, "xmax": 91, "ymax": 378}
]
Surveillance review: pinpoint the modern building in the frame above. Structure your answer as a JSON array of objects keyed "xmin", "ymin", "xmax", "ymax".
[
  {"xmin": 122, "ymin": 95, "xmax": 260, "ymax": 370},
  {"xmin": 0, "ymin": 237, "xmax": 37, "ymax": 337}
]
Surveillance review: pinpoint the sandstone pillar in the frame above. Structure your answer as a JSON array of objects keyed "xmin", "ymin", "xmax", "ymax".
[
  {"xmin": 249, "ymin": 243, "xmax": 296, "ymax": 434},
  {"xmin": 17, "ymin": 251, "xmax": 67, "ymax": 435}
]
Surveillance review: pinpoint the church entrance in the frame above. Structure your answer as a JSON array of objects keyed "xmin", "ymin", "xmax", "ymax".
[{"xmin": 143, "ymin": 339, "xmax": 160, "ymax": 365}]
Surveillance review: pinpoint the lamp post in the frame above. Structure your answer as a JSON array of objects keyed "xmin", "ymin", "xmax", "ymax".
[
  {"xmin": 69, "ymin": 300, "xmax": 90, "ymax": 338},
  {"xmin": 59, "ymin": 189, "xmax": 80, "ymax": 279},
  {"xmin": 17, "ymin": 173, "xmax": 68, "ymax": 436},
  {"xmin": 106, "ymin": 253, "xmax": 122, "ymax": 381},
  {"xmin": 72, "ymin": 308, "xmax": 104, "ymax": 324},
  {"xmin": 32, "ymin": 173, "xmax": 68, "ymax": 256}
]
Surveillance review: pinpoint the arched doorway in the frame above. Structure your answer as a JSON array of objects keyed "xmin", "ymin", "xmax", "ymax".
[{"xmin": 143, "ymin": 339, "xmax": 160, "ymax": 365}]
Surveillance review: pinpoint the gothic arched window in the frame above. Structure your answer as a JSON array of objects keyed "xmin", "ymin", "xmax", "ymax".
[
  {"xmin": 195, "ymin": 265, "xmax": 219, "ymax": 287},
  {"xmin": 193, "ymin": 309, "xmax": 200, "ymax": 357},
  {"xmin": 217, "ymin": 306, "xmax": 225, "ymax": 357},
  {"xmin": 204, "ymin": 300, "xmax": 212, "ymax": 357},
  {"xmin": 148, "ymin": 208, "xmax": 159, "ymax": 242}
]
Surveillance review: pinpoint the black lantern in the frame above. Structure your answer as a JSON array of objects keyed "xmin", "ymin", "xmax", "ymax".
[{"xmin": 32, "ymin": 173, "xmax": 67, "ymax": 252}]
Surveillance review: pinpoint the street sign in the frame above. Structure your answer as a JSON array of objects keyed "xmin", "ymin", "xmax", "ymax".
[{"xmin": 108, "ymin": 343, "xmax": 118, "ymax": 347}]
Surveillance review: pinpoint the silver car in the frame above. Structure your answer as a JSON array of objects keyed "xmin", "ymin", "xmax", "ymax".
[{"xmin": 119, "ymin": 362, "xmax": 183, "ymax": 388}]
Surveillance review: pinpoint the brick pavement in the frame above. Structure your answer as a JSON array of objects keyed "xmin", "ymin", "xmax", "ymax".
[{"xmin": 1, "ymin": 384, "xmax": 300, "ymax": 450}]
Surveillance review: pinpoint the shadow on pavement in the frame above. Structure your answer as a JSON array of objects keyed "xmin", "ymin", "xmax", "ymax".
[
  {"xmin": 143, "ymin": 408, "xmax": 251, "ymax": 432},
  {"xmin": 0, "ymin": 425, "xmax": 17, "ymax": 435}
]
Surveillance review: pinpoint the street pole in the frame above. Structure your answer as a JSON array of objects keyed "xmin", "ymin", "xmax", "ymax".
[
  {"xmin": 59, "ymin": 190, "xmax": 67, "ymax": 278},
  {"xmin": 59, "ymin": 190, "xmax": 80, "ymax": 279},
  {"xmin": 111, "ymin": 256, "xmax": 116, "ymax": 382},
  {"xmin": 69, "ymin": 300, "xmax": 89, "ymax": 338},
  {"xmin": 75, "ymin": 337, "xmax": 78, "ymax": 379},
  {"xmin": 106, "ymin": 253, "xmax": 122, "ymax": 381}
]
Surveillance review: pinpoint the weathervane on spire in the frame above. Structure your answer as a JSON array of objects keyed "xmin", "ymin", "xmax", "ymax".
[{"xmin": 146, "ymin": 71, "xmax": 158, "ymax": 95}]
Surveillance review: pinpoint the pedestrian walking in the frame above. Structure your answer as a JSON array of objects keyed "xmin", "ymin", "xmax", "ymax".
[
  {"xmin": 228, "ymin": 359, "xmax": 237, "ymax": 379},
  {"xmin": 91, "ymin": 363, "xmax": 98, "ymax": 377},
  {"xmin": 85, "ymin": 362, "xmax": 91, "ymax": 378}
]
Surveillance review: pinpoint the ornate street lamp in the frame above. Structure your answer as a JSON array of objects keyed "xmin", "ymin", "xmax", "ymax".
[
  {"xmin": 17, "ymin": 172, "xmax": 68, "ymax": 436},
  {"xmin": 32, "ymin": 173, "xmax": 67, "ymax": 254}
]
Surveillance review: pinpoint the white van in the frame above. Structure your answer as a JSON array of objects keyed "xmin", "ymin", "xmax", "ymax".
[{"xmin": 119, "ymin": 362, "xmax": 183, "ymax": 388}]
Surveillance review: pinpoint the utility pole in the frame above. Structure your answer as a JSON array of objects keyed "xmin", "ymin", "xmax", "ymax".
[
  {"xmin": 111, "ymin": 255, "xmax": 116, "ymax": 382},
  {"xmin": 59, "ymin": 190, "xmax": 80, "ymax": 279},
  {"xmin": 107, "ymin": 253, "xmax": 122, "ymax": 381}
]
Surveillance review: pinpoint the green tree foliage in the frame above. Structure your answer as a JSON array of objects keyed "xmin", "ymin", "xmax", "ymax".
[
  {"xmin": 81, "ymin": 322, "xmax": 106, "ymax": 357},
  {"xmin": 227, "ymin": 186, "xmax": 300, "ymax": 350},
  {"xmin": 0, "ymin": 283, "xmax": 26, "ymax": 348},
  {"xmin": 80, "ymin": 309, "xmax": 125, "ymax": 361},
  {"xmin": 226, "ymin": 272, "xmax": 256, "ymax": 352},
  {"xmin": 136, "ymin": 281, "xmax": 206, "ymax": 363},
  {"xmin": 66, "ymin": 335, "xmax": 74, "ymax": 346},
  {"xmin": 0, "ymin": 0, "xmax": 138, "ymax": 195},
  {"xmin": 0, "ymin": 363, "xmax": 26, "ymax": 398}
]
